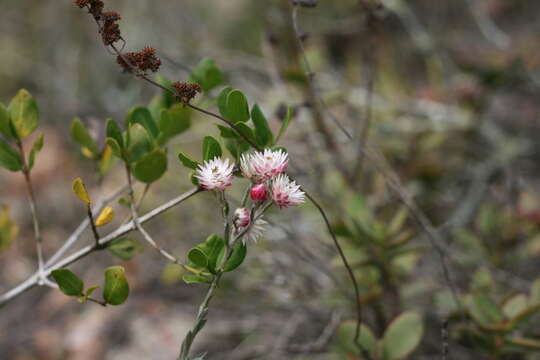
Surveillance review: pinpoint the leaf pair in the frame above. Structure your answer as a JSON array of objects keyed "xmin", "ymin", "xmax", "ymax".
[
  {"xmin": 184, "ymin": 234, "xmax": 247, "ymax": 284},
  {"xmin": 0, "ymin": 90, "xmax": 43, "ymax": 173},
  {"xmin": 334, "ymin": 312, "xmax": 424, "ymax": 360},
  {"xmin": 51, "ymin": 266, "xmax": 129, "ymax": 306}
]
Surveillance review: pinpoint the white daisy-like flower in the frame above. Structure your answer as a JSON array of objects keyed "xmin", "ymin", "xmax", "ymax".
[
  {"xmin": 195, "ymin": 157, "xmax": 234, "ymax": 191},
  {"xmin": 271, "ymin": 174, "xmax": 305, "ymax": 208},
  {"xmin": 240, "ymin": 149, "xmax": 288, "ymax": 182},
  {"xmin": 233, "ymin": 207, "xmax": 267, "ymax": 243}
]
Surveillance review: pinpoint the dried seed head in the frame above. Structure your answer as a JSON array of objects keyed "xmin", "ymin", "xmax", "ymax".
[{"xmin": 172, "ymin": 82, "xmax": 202, "ymax": 104}]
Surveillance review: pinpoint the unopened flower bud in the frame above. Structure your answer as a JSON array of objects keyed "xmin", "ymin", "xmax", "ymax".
[
  {"xmin": 250, "ymin": 183, "xmax": 268, "ymax": 202},
  {"xmin": 234, "ymin": 208, "xmax": 251, "ymax": 228}
]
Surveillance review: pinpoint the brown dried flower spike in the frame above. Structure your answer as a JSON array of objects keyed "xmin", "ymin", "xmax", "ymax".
[
  {"xmin": 116, "ymin": 47, "xmax": 161, "ymax": 74},
  {"xmin": 172, "ymin": 82, "xmax": 202, "ymax": 104}
]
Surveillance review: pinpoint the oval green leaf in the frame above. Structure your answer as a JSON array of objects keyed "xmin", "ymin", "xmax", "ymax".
[
  {"xmin": 133, "ymin": 149, "xmax": 168, "ymax": 184},
  {"xmin": 8, "ymin": 89, "xmax": 39, "ymax": 139},
  {"xmin": 202, "ymin": 136, "xmax": 222, "ymax": 161},
  {"xmin": 70, "ymin": 118, "xmax": 100, "ymax": 156},
  {"xmin": 251, "ymin": 104, "xmax": 273, "ymax": 147},
  {"xmin": 127, "ymin": 106, "xmax": 159, "ymax": 138},
  {"xmin": 51, "ymin": 268, "xmax": 84, "ymax": 297},
  {"xmin": 382, "ymin": 312, "xmax": 424, "ymax": 360},
  {"xmin": 225, "ymin": 90, "xmax": 250, "ymax": 123},
  {"xmin": 103, "ymin": 266, "xmax": 130, "ymax": 306}
]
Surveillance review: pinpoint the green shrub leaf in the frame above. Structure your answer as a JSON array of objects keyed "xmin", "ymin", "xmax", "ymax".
[
  {"xmin": 127, "ymin": 106, "xmax": 159, "ymax": 138},
  {"xmin": 103, "ymin": 266, "xmax": 129, "ymax": 305},
  {"xmin": 133, "ymin": 149, "xmax": 168, "ymax": 183},
  {"xmin": 158, "ymin": 104, "xmax": 191, "ymax": 145},
  {"xmin": 190, "ymin": 57, "xmax": 224, "ymax": 92},
  {"xmin": 8, "ymin": 89, "xmax": 39, "ymax": 139},
  {"xmin": 251, "ymin": 104, "xmax": 273, "ymax": 147},
  {"xmin": 107, "ymin": 238, "xmax": 144, "ymax": 261},
  {"xmin": 202, "ymin": 136, "xmax": 222, "ymax": 161},
  {"xmin": 382, "ymin": 312, "xmax": 424, "ymax": 360},
  {"xmin": 0, "ymin": 139, "xmax": 22, "ymax": 172},
  {"xmin": 51, "ymin": 268, "xmax": 84, "ymax": 297},
  {"xmin": 225, "ymin": 90, "xmax": 250, "ymax": 123},
  {"xmin": 70, "ymin": 118, "xmax": 100, "ymax": 156},
  {"xmin": 28, "ymin": 133, "xmax": 44, "ymax": 170}
]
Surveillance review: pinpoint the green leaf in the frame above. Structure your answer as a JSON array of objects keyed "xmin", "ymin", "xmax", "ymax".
[
  {"xmin": 334, "ymin": 321, "xmax": 376, "ymax": 357},
  {"xmin": 234, "ymin": 123, "xmax": 257, "ymax": 147},
  {"xmin": 182, "ymin": 274, "xmax": 212, "ymax": 284},
  {"xmin": 468, "ymin": 293, "xmax": 504, "ymax": 327},
  {"xmin": 503, "ymin": 294, "xmax": 529, "ymax": 319},
  {"xmin": 382, "ymin": 312, "xmax": 424, "ymax": 360},
  {"xmin": 0, "ymin": 139, "xmax": 22, "ymax": 172},
  {"xmin": 215, "ymin": 124, "xmax": 238, "ymax": 139},
  {"xmin": 251, "ymin": 104, "xmax": 273, "ymax": 147},
  {"xmin": 203, "ymin": 235, "xmax": 225, "ymax": 274},
  {"xmin": 106, "ymin": 118, "xmax": 124, "ymax": 148},
  {"xmin": 133, "ymin": 149, "xmax": 168, "ymax": 184},
  {"xmin": 189, "ymin": 57, "xmax": 224, "ymax": 92},
  {"xmin": 106, "ymin": 138, "xmax": 123, "ymax": 159},
  {"xmin": 218, "ymin": 241, "xmax": 247, "ymax": 272},
  {"xmin": 70, "ymin": 118, "xmax": 100, "ymax": 156},
  {"xmin": 0, "ymin": 103, "xmax": 15, "ymax": 139},
  {"xmin": 107, "ymin": 238, "xmax": 144, "ymax": 260},
  {"xmin": 506, "ymin": 303, "xmax": 540, "ymax": 330},
  {"xmin": 85, "ymin": 285, "xmax": 100, "ymax": 297},
  {"xmin": 28, "ymin": 133, "xmax": 44, "ymax": 170},
  {"xmin": 98, "ymin": 144, "xmax": 115, "ymax": 175},
  {"xmin": 51, "ymin": 269, "xmax": 84, "ymax": 297},
  {"xmin": 225, "ymin": 90, "xmax": 250, "ymax": 123},
  {"xmin": 0, "ymin": 205, "xmax": 18, "ymax": 252},
  {"xmin": 187, "ymin": 248, "xmax": 208, "ymax": 268},
  {"xmin": 217, "ymin": 87, "xmax": 232, "ymax": 118},
  {"xmin": 158, "ymin": 104, "xmax": 191, "ymax": 145},
  {"xmin": 274, "ymin": 106, "xmax": 293, "ymax": 145},
  {"xmin": 126, "ymin": 123, "xmax": 152, "ymax": 163},
  {"xmin": 8, "ymin": 89, "xmax": 39, "ymax": 139},
  {"xmin": 202, "ymin": 136, "xmax": 222, "ymax": 161},
  {"xmin": 127, "ymin": 106, "xmax": 159, "ymax": 138},
  {"xmin": 178, "ymin": 152, "xmax": 199, "ymax": 170},
  {"xmin": 103, "ymin": 266, "xmax": 130, "ymax": 305}
]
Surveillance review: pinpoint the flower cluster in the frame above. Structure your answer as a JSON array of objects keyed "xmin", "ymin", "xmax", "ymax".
[
  {"xmin": 195, "ymin": 149, "xmax": 304, "ymax": 209},
  {"xmin": 116, "ymin": 47, "xmax": 162, "ymax": 74},
  {"xmin": 172, "ymin": 82, "xmax": 202, "ymax": 104}
]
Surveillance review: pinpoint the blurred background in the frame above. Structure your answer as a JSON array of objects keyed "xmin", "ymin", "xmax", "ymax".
[{"xmin": 1, "ymin": 0, "xmax": 540, "ymax": 359}]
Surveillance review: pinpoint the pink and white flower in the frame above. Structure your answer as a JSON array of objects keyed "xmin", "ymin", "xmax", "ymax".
[
  {"xmin": 233, "ymin": 207, "xmax": 267, "ymax": 243},
  {"xmin": 271, "ymin": 174, "xmax": 305, "ymax": 208},
  {"xmin": 195, "ymin": 157, "xmax": 234, "ymax": 191},
  {"xmin": 240, "ymin": 149, "xmax": 288, "ymax": 182}
]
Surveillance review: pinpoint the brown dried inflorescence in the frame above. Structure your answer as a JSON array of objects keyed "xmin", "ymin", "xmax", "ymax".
[
  {"xmin": 172, "ymin": 82, "xmax": 202, "ymax": 104},
  {"xmin": 116, "ymin": 47, "xmax": 161, "ymax": 74}
]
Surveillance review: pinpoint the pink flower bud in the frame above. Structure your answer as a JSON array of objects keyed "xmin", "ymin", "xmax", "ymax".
[
  {"xmin": 250, "ymin": 183, "xmax": 268, "ymax": 202},
  {"xmin": 234, "ymin": 208, "xmax": 250, "ymax": 228}
]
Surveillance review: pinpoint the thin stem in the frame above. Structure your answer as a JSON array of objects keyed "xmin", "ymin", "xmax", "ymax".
[
  {"xmin": 304, "ymin": 190, "xmax": 371, "ymax": 360},
  {"xmin": 17, "ymin": 140, "xmax": 45, "ymax": 282},
  {"xmin": 86, "ymin": 205, "xmax": 101, "ymax": 248},
  {"xmin": 178, "ymin": 203, "xmax": 272, "ymax": 360},
  {"xmin": 86, "ymin": 297, "xmax": 107, "ymax": 307}
]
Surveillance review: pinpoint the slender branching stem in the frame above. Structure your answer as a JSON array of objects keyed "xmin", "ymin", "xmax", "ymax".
[{"xmin": 16, "ymin": 140, "xmax": 45, "ymax": 283}]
